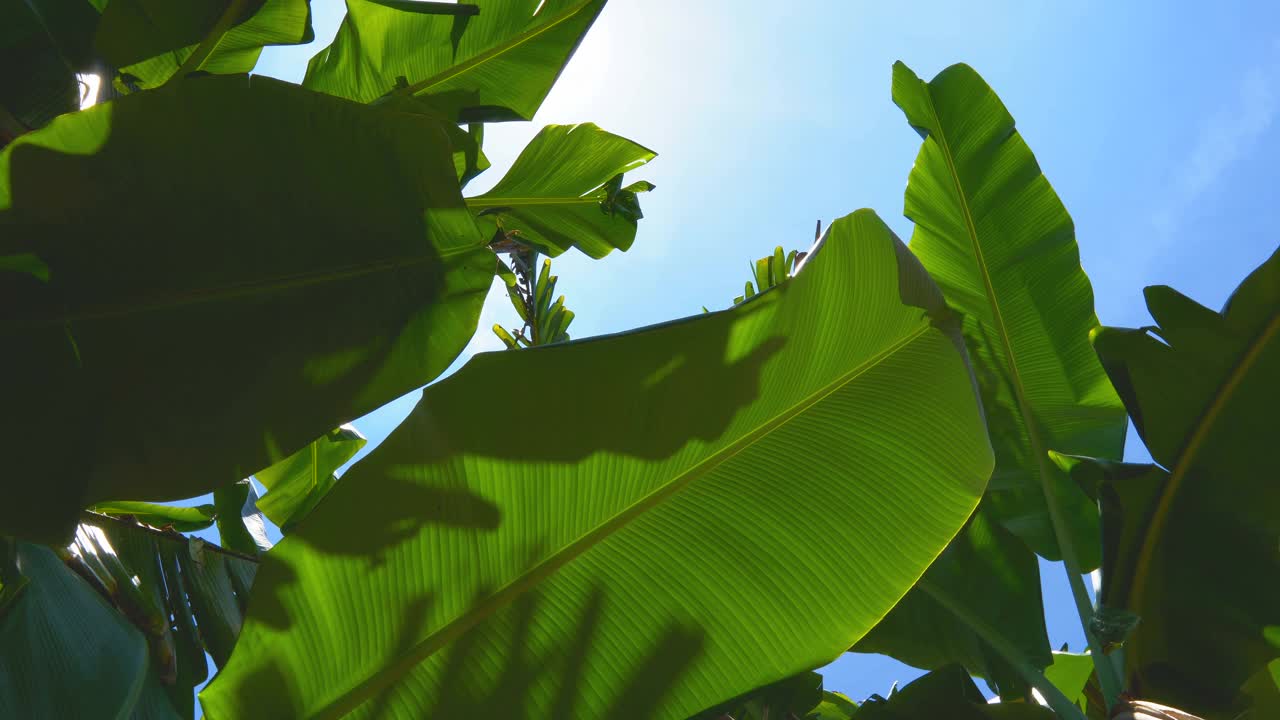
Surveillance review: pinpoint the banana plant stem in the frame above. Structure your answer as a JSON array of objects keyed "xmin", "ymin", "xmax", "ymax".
[{"xmin": 1031, "ymin": 451, "xmax": 1123, "ymax": 710}]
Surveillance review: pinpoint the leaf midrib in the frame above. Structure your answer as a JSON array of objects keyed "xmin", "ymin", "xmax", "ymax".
[
  {"xmin": 466, "ymin": 195, "xmax": 601, "ymax": 208},
  {"xmin": 401, "ymin": 0, "xmax": 601, "ymax": 102},
  {"xmin": 915, "ymin": 84, "xmax": 1053, "ymax": 490},
  {"xmin": 915, "ymin": 80, "xmax": 1102, "ymax": 639},
  {"xmin": 311, "ymin": 319, "xmax": 938, "ymax": 719}
]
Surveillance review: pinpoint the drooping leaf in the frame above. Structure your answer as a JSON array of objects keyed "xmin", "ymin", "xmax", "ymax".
[
  {"xmin": 98, "ymin": 0, "xmax": 314, "ymax": 90},
  {"xmin": 90, "ymin": 501, "xmax": 217, "ymax": 532},
  {"xmin": 854, "ymin": 665, "xmax": 1054, "ymax": 720},
  {"xmin": 1085, "ymin": 248, "xmax": 1280, "ymax": 715},
  {"xmin": 181, "ymin": 537, "xmax": 257, "ymax": 668},
  {"xmin": 853, "ymin": 507, "xmax": 1051, "ymax": 701},
  {"xmin": 201, "ymin": 209, "xmax": 994, "ymax": 719},
  {"xmin": 467, "ymin": 123, "xmax": 655, "ymax": 259},
  {"xmin": 893, "ymin": 60, "xmax": 1126, "ymax": 563},
  {"xmin": 0, "ymin": 73, "xmax": 494, "ymax": 542},
  {"xmin": 43, "ymin": 512, "xmax": 250, "ymax": 719},
  {"xmin": 0, "ymin": 542, "xmax": 150, "ymax": 719},
  {"xmin": 255, "ymin": 425, "xmax": 367, "ymax": 530},
  {"xmin": 214, "ymin": 479, "xmax": 273, "ymax": 555},
  {"xmin": 213, "ymin": 481, "xmax": 255, "ymax": 554},
  {"xmin": 67, "ymin": 522, "xmax": 170, "ymax": 644},
  {"xmin": 157, "ymin": 541, "xmax": 209, "ymax": 720},
  {"xmin": 304, "ymin": 0, "xmax": 605, "ymax": 121}
]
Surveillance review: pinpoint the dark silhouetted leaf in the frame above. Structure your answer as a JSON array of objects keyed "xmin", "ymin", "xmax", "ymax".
[
  {"xmin": 1080, "ymin": 250, "xmax": 1280, "ymax": 715},
  {"xmin": 1, "ymin": 74, "xmax": 494, "ymax": 542}
]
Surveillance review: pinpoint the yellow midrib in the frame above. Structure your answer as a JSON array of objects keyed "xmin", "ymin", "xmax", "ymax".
[
  {"xmin": 917, "ymin": 83, "xmax": 1100, "ymax": 634},
  {"xmin": 917, "ymin": 88, "xmax": 1055, "ymax": 500},
  {"xmin": 1127, "ymin": 308, "xmax": 1280, "ymax": 610},
  {"xmin": 311, "ymin": 320, "xmax": 939, "ymax": 719},
  {"xmin": 403, "ymin": 0, "xmax": 601, "ymax": 99}
]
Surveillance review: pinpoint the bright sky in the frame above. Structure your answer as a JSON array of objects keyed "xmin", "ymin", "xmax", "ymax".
[{"xmin": 250, "ymin": 0, "xmax": 1280, "ymax": 702}]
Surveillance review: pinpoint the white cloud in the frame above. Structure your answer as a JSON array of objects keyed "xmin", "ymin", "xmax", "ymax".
[
  {"xmin": 1153, "ymin": 42, "xmax": 1280, "ymax": 237},
  {"xmin": 1179, "ymin": 68, "xmax": 1276, "ymax": 199}
]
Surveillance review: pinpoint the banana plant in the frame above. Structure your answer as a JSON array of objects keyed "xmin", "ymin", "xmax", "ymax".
[
  {"xmin": 2, "ymin": 0, "xmax": 1274, "ymax": 715},
  {"xmin": 200, "ymin": 210, "xmax": 996, "ymax": 719},
  {"xmin": 734, "ymin": 244, "xmax": 807, "ymax": 305},
  {"xmin": 492, "ymin": 255, "xmax": 576, "ymax": 349}
]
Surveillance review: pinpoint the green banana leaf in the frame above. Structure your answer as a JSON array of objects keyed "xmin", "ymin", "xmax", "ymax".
[
  {"xmin": 255, "ymin": 424, "xmax": 368, "ymax": 530},
  {"xmin": 304, "ymin": 0, "xmax": 604, "ymax": 121},
  {"xmin": 853, "ymin": 507, "xmax": 1051, "ymax": 701},
  {"xmin": 90, "ymin": 501, "xmax": 217, "ymax": 532},
  {"xmin": 854, "ymin": 665, "xmax": 1055, "ymax": 720},
  {"xmin": 467, "ymin": 123, "xmax": 655, "ymax": 258},
  {"xmin": 893, "ymin": 60, "xmax": 1125, "ymax": 564},
  {"xmin": 1085, "ymin": 247, "xmax": 1280, "ymax": 716},
  {"xmin": 0, "ymin": 542, "xmax": 151, "ymax": 718},
  {"xmin": 131, "ymin": 669, "xmax": 185, "ymax": 720},
  {"xmin": 200, "ymin": 209, "xmax": 994, "ymax": 719},
  {"xmin": 1043, "ymin": 651, "xmax": 1093, "ymax": 714},
  {"xmin": 96, "ymin": 0, "xmax": 313, "ymax": 89},
  {"xmin": 0, "ymin": 73, "xmax": 493, "ymax": 542}
]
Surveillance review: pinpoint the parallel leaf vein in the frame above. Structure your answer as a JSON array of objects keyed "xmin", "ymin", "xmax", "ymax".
[{"xmin": 312, "ymin": 319, "xmax": 937, "ymax": 719}]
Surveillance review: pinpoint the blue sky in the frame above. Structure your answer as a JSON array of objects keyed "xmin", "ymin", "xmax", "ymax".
[{"xmin": 246, "ymin": 0, "xmax": 1280, "ymax": 703}]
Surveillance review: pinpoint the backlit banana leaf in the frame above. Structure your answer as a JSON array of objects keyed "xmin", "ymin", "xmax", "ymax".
[
  {"xmin": 853, "ymin": 507, "xmax": 1051, "ymax": 701},
  {"xmin": 255, "ymin": 424, "xmax": 367, "ymax": 530},
  {"xmin": 0, "ymin": 73, "xmax": 493, "ymax": 542},
  {"xmin": 201, "ymin": 209, "xmax": 993, "ymax": 719},
  {"xmin": 96, "ymin": 0, "xmax": 314, "ymax": 89},
  {"xmin": 1043, "ymin": 651, "xmax": 1094, "ymax": 714},
  {"xmin": 1087, "ymin": 247, "xmax": 1280, "ymax": 716},
  {"xmin": 304, "ymin": 0, "xmax": 604, "ymax": 121},
  {"xmin": 90, "ymin": 501, "xmax": 217, "ymax": 532},
  {"xmin": 894, "ymin": 61, "xmax": 1125, "ymax": 564},
  {"xmin": 466, "ymin": 123, "xmax": 655, "ymax": 258}
]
